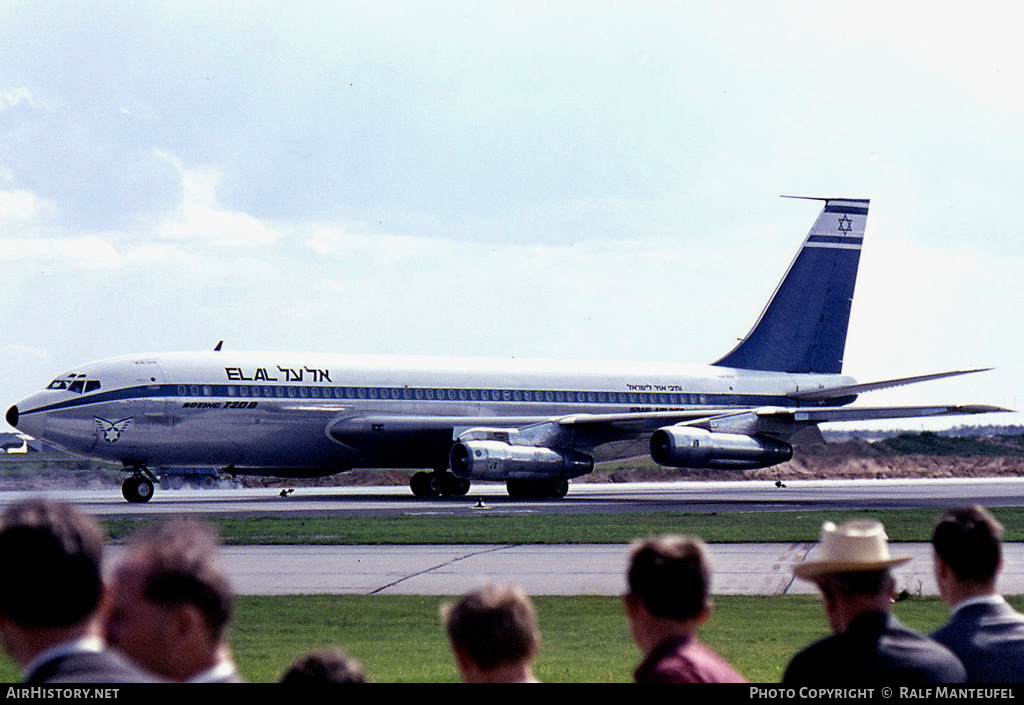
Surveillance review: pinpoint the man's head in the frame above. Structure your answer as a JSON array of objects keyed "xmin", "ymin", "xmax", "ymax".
[
  {"xmin": 794, "ymin": 520, "xmax": 907, "ymax": 633},
  {"xmin": 932, "ymin": 505, "xmax": 1003, "ymax": 582},
  {"xmin": 280, "ymin": 649, "xmax": 367, "ymax": 684},
  {"xmin": 626, "ymin": 535, "xmax": 712, "ymax": 621},
  {"xmin": 0, "ymin": 498, "xmax": 104, "ymax": 647},
  {"xmin": 623, "ymin": 535, "xmax": 713, "ymax": 651},
  {"xmin": 932, "ymin": 505, "xmax": 1004, "ymax": 603},
  {"xmin": 104, "ymin": 519, "xmax": 233, "ymax": 681},
  {"xmin": 440, "ymin": 583, "xmax": 540, "ymax": 682}
]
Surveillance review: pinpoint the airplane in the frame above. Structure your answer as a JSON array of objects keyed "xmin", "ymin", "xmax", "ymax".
[{"xmin": 5, "ymin": 197, "xmax": 1008, "ymax": 503}]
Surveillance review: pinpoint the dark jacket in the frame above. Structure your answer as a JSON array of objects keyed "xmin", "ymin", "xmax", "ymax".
[
  {"xmin": 784, "ymin": 611, "xmax": 965, "ymax": 684},
  {"xmin": 932, "ymin": 598, "xmax": 1024, "ymax": 683},
  {"xmin": 25, "ymin": 648, "xmax": 160, "ymax": 684}
]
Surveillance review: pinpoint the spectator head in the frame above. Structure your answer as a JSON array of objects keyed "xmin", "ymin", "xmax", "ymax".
[
  {"xmin": 0, "ymin": 498, "xmax": 104, "ymax": 630},
  {"xmin": 932, "ymin": 505, "xmax": 1003, "ymax": 584},
  {"xmin": 104, "ymin": 519, "xmax": 233, "ymax": 681},
  {"xmin": 626, "ymin": 534, "xmax": 713, "ymax": 621},
  {"xmin": 280, "ymin": 648, "xmax": 367, "ymax": 684},
  {"xmin": 440, "ymin": 583, "xmax": 540, "ymax": 682},
  {"xmin": 794, "ymin": 520, "xmax": 909, "ymax": 633}
]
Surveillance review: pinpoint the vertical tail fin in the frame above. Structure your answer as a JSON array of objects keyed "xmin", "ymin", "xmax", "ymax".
[{"xmin": 714, "ymin": 197, "xmax": 869, "ymax": 374}]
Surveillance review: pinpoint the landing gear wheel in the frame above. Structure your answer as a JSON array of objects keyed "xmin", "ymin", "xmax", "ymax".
[
  {"xmin": 122, "ymin": 476, "xmax": 154, "ymax": 503},
  {"xmin": 442, "ymin": 474, "xmax": 471, "ymax": 496},
  {"xmin": 411, "ymin": 471, "xmax": 442, "ymax": 497},
  {"xmin": 506, "ymin": 478, "xmax": 570, "ymax": 499},
  {"xmin": 549, "ymin": 478, "xmax": 569, "ymax": 499},
  {"xmin": 411, "ymin": 471, "xmax": 471, "ymax": 497}
]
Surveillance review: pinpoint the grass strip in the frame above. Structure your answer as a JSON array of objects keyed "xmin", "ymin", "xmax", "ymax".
[
  {"xmin": 101, "ymin": 506, "xmax": 1024, "ymax": 545},
  {"xmin": 2, "ymin": 594, "xmax": 998, "ymax": 683}
]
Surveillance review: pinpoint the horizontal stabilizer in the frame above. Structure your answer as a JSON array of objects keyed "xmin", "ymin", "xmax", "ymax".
[
  {"xmin": 788, "ymin": 368, "xmax": 994, "ymax": 402},
  {"xmin": 756, "ymin": 404, "xmax": 1012, "ymax": 424}
]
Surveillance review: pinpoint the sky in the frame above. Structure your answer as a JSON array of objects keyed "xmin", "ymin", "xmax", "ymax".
[{"xmin": 2, "ymin": 1, "xmax": 1023, "ymax": 433}]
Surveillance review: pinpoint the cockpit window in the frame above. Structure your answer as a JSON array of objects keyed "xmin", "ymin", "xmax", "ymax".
[{"xmin": 47, "ymin": 378, "xmax": 101, "ymax": 394}]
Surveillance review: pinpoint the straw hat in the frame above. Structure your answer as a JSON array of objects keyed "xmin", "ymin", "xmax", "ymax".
[{"xmin": 794, "ymin": 519, "xmax": 910, "ymax": 581}]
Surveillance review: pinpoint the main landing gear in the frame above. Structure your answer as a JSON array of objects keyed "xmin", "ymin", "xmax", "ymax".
[
  {"xmin": 409, "ymin": 470, "xmax": 471, "ymax": 498},
  {"xmin": 122, "ymin": 468, "xmax": 156, "ymax": 503},
  {"xmin": 506, "ymin": 477, "xmax": 570, "ymax": 499},
  {"xmin": 409, "ymin": 471, "xmax": 571, "ymax": 499}
]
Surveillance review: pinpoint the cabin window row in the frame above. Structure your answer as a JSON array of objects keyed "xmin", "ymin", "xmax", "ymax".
[{"xmin": 175, "ymin": 385, "xmax": 707, "ymax": 405}]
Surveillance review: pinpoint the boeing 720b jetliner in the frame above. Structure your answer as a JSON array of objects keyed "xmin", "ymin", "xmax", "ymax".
[{"xmin": 6, "ymin": 198, "xmax": 1007, "ymax": 502}]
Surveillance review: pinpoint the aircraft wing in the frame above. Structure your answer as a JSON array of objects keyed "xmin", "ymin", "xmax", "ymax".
[
  {"xmin": 547, "ymin": 403, "xmax": 1012, "ymax": 442},
  {"xmin": 332, "ymin": 403, "xmax": 1010, "ymax": 446}
]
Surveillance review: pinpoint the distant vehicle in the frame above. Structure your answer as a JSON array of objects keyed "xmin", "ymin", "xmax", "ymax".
[{"xmin": 6, "ymin": 198, "xmax": 1006, "ymax": 502}]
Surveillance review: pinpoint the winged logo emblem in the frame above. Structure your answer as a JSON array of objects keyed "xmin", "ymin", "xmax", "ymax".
[{"xmin": 94, "ymin": 417, "xmax": 134, "ymax": 443}]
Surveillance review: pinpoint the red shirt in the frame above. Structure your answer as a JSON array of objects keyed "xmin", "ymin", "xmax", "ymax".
[{"xmin": 634, "ymin": 635, "xmax": 747, "ymax": 683}]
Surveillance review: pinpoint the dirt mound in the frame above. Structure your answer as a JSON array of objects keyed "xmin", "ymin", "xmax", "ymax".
[
  {"xmin": 580, "ymin": 452, "xmax": 1024, "ymax": 484},
  {"xmin": 6, "ymin": 441, "xmax": 1024, "ymax": 490}
]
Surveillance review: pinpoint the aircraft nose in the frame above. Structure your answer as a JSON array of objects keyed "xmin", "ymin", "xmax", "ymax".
[{"xmin": 6, "ymin": 402, "xmax": 45, "ymax": 440}]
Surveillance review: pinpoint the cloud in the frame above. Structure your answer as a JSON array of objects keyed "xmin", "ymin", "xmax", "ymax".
[
  {"xmin": 153, "ymin": 149, "xmax": 279, "ymax": 248},
  {"xmin": 0, "ymin": 234, "xmax": 121, "ymax": 269},
  {"xmin": 0, "ymin": 87, "xmax": 39, "ymax": 111},
  {"xmin": 0, "ymin": 189, "xmax": 42, "ymax": 222}
]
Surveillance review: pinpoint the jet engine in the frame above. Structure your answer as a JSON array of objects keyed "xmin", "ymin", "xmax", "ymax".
[
  {"xmin": 649, "ymin": 426, "xmax": 792, "ymax": 470},
  {"xmin": 449, "ymin": 440, "xmax": 594, "ymax": 482}
]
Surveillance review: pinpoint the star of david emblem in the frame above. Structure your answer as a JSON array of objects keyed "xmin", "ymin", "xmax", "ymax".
[{"xmin": 837, "ymin": 214, "xmax": 853, "ymax": 235}]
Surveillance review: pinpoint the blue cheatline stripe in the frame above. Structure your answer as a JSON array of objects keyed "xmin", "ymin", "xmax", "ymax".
[
  {"xmin": 19, "ymin": 383, "xmax": 796, "ymax": 417},
  {"xmin": 807, "ymin": 235, "xmax": 863, "ymax": 245},
  {"xmin": 823, "ymin": 204, "xmax": 869, "ymax": 215}
]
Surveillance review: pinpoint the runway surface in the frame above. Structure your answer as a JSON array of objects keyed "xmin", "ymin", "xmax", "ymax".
[
  {"xmin": 5, "ymin": 477, "xmax": 1024, "ymax": 597},
  {"xmin": 7, "ymin": 475, "xmax": 1024, "ymax": 518},
  {"xmin": 102, "ymin": 541, "xmax": 1024, "ymax": 597}
]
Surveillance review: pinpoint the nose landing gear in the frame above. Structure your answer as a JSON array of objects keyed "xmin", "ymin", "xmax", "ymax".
[{"xmin": 121, "ymin": 468, "xmax": 156, "ymax": 503}]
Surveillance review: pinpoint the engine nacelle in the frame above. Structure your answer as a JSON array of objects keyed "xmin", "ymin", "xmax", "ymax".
[
  {"xmin": 449, "ymin": 440, "xmax": 594, "ymax": 481},
  {"xmin": 650, "ymin": 426, "xmax": 793, "ymax": 470}
]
